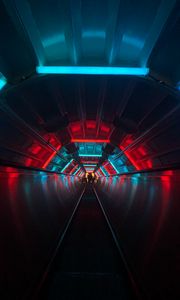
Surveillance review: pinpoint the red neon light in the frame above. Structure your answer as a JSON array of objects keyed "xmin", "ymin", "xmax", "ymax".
[
  {"xmin": 71, "ymin": 139, "xmax": 110, "ymax": 143},
  {"xmin": 120, "ymin": 146, "xmax": 140, "ymax": 170},
  {"xmin": 70, "ymin": 123, "xmax": 82, "ymax": 133},
  {"xmin": 100, "ymin": 124, "xmax": 110, "ymax": 133},
  {"xmin": 98, "ymin": 168, "xmax": 105, "ymax": 176},
  {"xmin": 42, "ymin": 145, "xmax": 61, "ymax": 169},
  {"xmin": 103, "ymin": 165, "xmax": 111, "ymax": 176},
  {"xmin": 30, "ymin": 145, "xmax": 42, "ymax": 155},
  {"xmin": 69, "ymin": 165, "xmax": 78, "ymax": 175},
  {"xmin": 86, "ymin": 120, "xmax": 96, "ymax": 129}
]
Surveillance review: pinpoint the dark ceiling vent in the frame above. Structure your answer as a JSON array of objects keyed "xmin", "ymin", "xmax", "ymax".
[
  {"xmin": 113, "ymin": 116, "xmax": 137, "ymax": 134},
  {"xmin": 44, "ymin": 114, "xmax": 69, "ymax": 132}
]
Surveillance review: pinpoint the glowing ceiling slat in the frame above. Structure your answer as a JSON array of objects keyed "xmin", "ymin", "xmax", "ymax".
[
  {"xmin": 42, "ymin": 145, "xmax": 61, "ymax": 169},
  {"xmin": 84, "ymin": 164, "xmax": 97, "ymax": 167},
  {"xmin": 61, "ymin": 159, "xmax": 73, "ymax": 173},
  {"xmin": 73, "ymin": 167, "xmax": 81, "ymax": 175},
  {"xmin": 36, "ymin": 66, "xmax": 149, "ymax": 76},
  {"xmin": 100, "ymin": 167, "xmax": 106, "ymax": 176},
  {"xmin": 79, "ymin": 154, "xmax": 102, "ymax": 157},
  {"xmin": 72, "ymin": 139, "xmax": 110, "ymax": 143},
  {"xmin": 108, "ymin": 159, "xmax": 119, "ymax": 174}
]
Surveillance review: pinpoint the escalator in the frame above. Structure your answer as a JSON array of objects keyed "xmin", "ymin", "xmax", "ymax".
[{"xmin": 34, "ymin": 184, "xmax": 140, "ymax": 300}]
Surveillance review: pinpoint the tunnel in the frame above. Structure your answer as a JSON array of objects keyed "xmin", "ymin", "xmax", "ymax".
[{"xmin": 0, "ymin": 1, "xmax": 180, "ymax": 299}]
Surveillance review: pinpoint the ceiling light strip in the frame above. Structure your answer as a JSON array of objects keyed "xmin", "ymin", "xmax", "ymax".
[
  {"xmin": 61, "ymin": 159, "xmax": 73, "ymax": 173},
  {"xmin": 79, "ymin": 154, "xmax": 102, "ymax": 157},
  {"xmin": 36, "ymin": 66, "xmax": 149, "ymax": 76},
  {"xmin": 72, "ymin": 139, "xmax": 110, "ymax": 143}
]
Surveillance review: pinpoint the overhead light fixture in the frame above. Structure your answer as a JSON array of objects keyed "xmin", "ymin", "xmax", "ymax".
[
  {"xmin": 36, "ymin": 66, "xmax": 149, "ymax": 76},
  {"xmin": 83, "ymin": 164, "xmax": 97, "ymax": 167},
  {"xmin": 72, "ymin": 139, "xmax": 110, "ymax": 143},
  {"xmin": 79, "ymin": 154, "xmax": 102, "ymax": 157}
]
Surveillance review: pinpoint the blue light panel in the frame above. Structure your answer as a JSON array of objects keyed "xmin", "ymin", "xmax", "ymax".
[
  {"xmin": 36, "ymin": 66, "xmax": 149, "ymax": 76},
  {"xmin": 79, "ymin": 154, "xmax": 102, "ymax": 157},
  {"xmin": 0, "ymin": 73, "xmax": 6, "ymax": 90}
]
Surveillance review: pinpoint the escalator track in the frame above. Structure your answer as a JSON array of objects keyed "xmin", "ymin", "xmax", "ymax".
[{"xmin": 34, "ymin": 184, "xmax": 141, "ymax": 300}]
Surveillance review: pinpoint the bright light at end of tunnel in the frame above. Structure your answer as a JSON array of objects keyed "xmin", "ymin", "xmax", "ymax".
[{"xmin": 36, "ymin": 66, "xmax": 149, "ymax": 76}]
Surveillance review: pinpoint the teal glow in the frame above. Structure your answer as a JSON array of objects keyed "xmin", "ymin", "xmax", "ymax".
[
  {"xmin": 43, "ymin": 33, "xmax": 65, "ymax": 48},
  {"xmin": 61, "ymin": 159, "xmax": 73, "ymax": 173},
  {"xmin": 108, "ymin": 159, "xmax": 119, "ymax": 174},
  {"xmin": 36, "ymin": 66, "xmax": 149, "ymax": 76},
  {"xmin": 122, "ymin": 34, "xmax": 144, "ymax": 49},
  {"xmin": 84, "ymin": 164, "xmax": 97, "ymax": 167},
  {"xmin": 0, "ymin": 73, "xmax": 6, "ymax": 90},
  {"xmin": 100, "ymin": 167, "xmax": 106, "ymax": 176},
  {"xmin": 79, "ymin": 154, "xmax": 102, "ymax": 157},
  {"xmin": 82, "ymin": 30, "xmax": 105, "ymax": 39}
]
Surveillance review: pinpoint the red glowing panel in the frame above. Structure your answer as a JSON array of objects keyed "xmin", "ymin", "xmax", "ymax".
[
  {"xmin": 43, "ymin": 134, "xmax": 60, "ymax": 148},
  {"xmin": 100, "ymin": 124, "xmax": 110, "ymax": 133},
  {"xmin": 25, "ymin": 158, "xmax": 33, "ymax": 167},
  {"xmin": 30, "ymin": 145, "xmax": 42, "ymax": 155},
  {"xmin": 138, "ymin": 146, "xmax": 147, "ymax": 156},
  {"xmin": 146, "ymin": 159, "xmax": 153, "ymax": 168},
  {"xmin": 42, "ymin": 145, "xmax": 61, "ymax": 169},
  {"xmin": 162, "ymin": 170, "xmax": 173, "ymax": 176},
  {"xmin": 69, "ymin": 165, "xmax": 78, "ymax": 175},
  {"xmin": 70, "ymin": 122, "xmax": 82, "ymax": 133},
  {"xmin": 103, "ymin": 165, "xmax": 111, "ymax": 176},
  {"xmin": 86, "ymin": 120, "xmax": 96, "ymax": 129},
  {"xmin": 120, "ymin": 147, "xmax": 140, "ymax": 170}
]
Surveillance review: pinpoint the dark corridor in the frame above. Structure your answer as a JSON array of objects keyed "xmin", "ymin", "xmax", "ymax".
[
  {"xmin": 0, "ymin": 1, "xmax": 180, "ymax": 299},
  {"xmin": 37, "ymin": 185, "xmax": 137, "ymax": 300}
]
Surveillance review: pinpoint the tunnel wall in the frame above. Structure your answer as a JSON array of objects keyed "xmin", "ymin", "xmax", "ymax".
[
  {"xmin": 0, "ymin": 167, "xmax": 83, "ymax": 299},
  {"xmin": 95, "ymin": 171, "xmax": 180, "ymax": 300}
]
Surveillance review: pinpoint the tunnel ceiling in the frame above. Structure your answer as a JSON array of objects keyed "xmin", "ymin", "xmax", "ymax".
[{"xmin": 0, "ymin": 0, "xmax": 180, "ymax": 175}]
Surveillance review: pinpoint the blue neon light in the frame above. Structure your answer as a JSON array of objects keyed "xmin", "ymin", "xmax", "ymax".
[
  {"xmin": 100, "ymin": 167, "xmax": 106, "ymax": 176},
  {"xmin": 108, "ymin": 159, "xmax": 119, "ymax": 174},
  {"xmin": 73, "ymin": 167, "xmax": 81, "ymax": 175},
  {"xmin": 36, "ymin": 66, "xmax": 149, "ymax": 76},
  {"xmin": 61, "ymin": 159, "xmax": 73, "ymax": 173},
  {"xmin": 84, "ymin": 164, "xmax": 97, "ymax": 167},
  {"xmin": 0, "ymin": 73, "xmax": 6, "ymax": 90},
  {"xmin": 177, "ymin": 81, "xmax": 180, "ymax": 91},
  {"xmin": 79, "ymin": 154, "xmax": 102, "ymax": 157}
]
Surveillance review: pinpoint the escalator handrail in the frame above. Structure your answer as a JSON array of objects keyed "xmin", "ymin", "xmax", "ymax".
[{"xmin": 31, "ymin": 185, "xmax": 86, "ymax": 299}]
